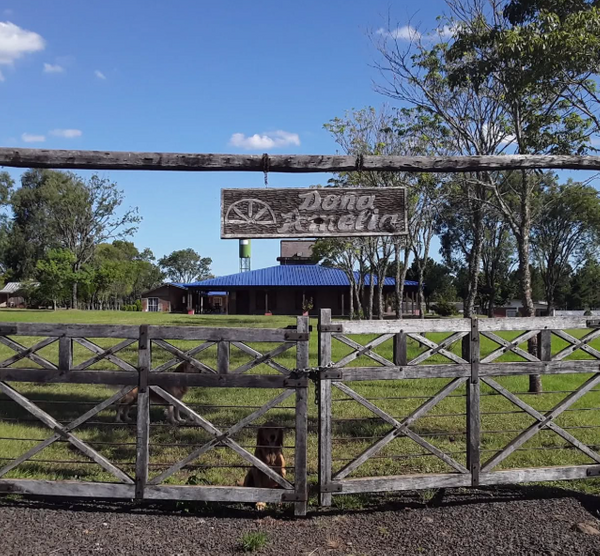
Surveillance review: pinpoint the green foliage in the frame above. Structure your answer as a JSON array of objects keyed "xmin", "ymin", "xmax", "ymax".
[
  {"xmin": 568, "ymin": 259, "xmax": 600, "ymax": 310},
  {"xmin": 35, "ymin": 249, "xmax": 77, "ymax": 309},
  {"xmin": 239, "ymin": 531, "xmax": 269, "ymax": 553},
  {"xmin": 158, "ymin": 248, "xmax": 213, "ymax": 284},
  {"xmin": 432, "ymin": 299, "xmax": 457, "ymax": 317}
]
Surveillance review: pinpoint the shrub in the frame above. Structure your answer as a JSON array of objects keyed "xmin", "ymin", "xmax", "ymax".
[{"xmin": 433, "ymin": 300, "xmax": 457, "ymax": 317}]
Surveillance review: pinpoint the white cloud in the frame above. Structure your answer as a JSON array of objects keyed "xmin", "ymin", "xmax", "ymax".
[
  {"xmin": 0, "ymin": 21, "xmax": 45, "ymax": 66},
  {"xmin": 376, "ymin": 26, "xmax": 421, "ymax": 41},
  {"xmin": 94, "ymin": 69, "xmax": 106, "ymax": 80},
  {"xmin": 21, "ymin": 132, "xmax": 45, "ymax": 143},
  {"xmin": 229, "ymin": 130, "xmax": 301, "ymax": 150},
  {"xmin": 43, "ymin": 62, "xmax": 64, "ymax": 74},
  {"xmin": 49, "ymin": 128, "xmax": 82, "ymax": 138}
]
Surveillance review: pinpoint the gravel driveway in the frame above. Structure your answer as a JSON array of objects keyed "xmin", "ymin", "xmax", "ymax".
[{"xmin": 2, "ymin": 487, "xmax": 600, "ymax": 555}]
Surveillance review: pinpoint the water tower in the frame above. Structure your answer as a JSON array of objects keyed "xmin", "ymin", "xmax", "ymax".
[{"xmin": 239, "ymin": 239, "xmax": 251, "ymax": 272}]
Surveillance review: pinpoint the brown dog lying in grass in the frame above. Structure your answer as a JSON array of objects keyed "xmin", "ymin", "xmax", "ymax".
[
  {"xmin": 115, "ymin": 360, "xmax": 198, "ymax": 425},
  {"xmin": 243, "ymin": 423, "xmax": 286, "ymax": 510}
]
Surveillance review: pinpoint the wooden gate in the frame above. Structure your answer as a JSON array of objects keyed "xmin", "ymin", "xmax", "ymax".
[
  {"xmin": 0, "ymin": 318, "xmax": 310, "ymax": 516},
  {"xmin": 317, "ymin": 309, "xmax": 600, "ymax": 505}
]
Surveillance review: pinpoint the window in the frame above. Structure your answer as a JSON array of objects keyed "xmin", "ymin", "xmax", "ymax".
[{"xmin": 148, "ymin": 297, "xmax": 159, "ymax": 312}]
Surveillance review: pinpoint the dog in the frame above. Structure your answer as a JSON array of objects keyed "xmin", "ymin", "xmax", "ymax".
[
  {"xmin": 115, "ymin": 360, "xmax": 199, "ymax": 425},
  {"xmin": 243, "ymin": 423, "xmax": 286, "ymax": 510}
]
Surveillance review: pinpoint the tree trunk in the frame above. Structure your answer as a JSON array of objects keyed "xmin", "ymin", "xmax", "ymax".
[
  {"xmin": 517, "ymin": 179, "xmax": 542, "ymax": 393},
  {"xmin": 377, "ymin": 280, "xmax": 384, "ymax": 320},
  {"xmin": 71, "ymin": 281, "xmax": 78, "ymax": 310},
  {"xmin": 349, "ymin": 283, "xmax": 355, "ymax": 320},
  {"xmin": 417, "ymin": 266, "xmax": 426, "ymax": 319},
  {"xmin": 368, "ymin": 272, "xmax": 375, "ymax": 320},
  {"xmin": 465, "ymin": 184, "xmax": 484, "ymax": 318}
]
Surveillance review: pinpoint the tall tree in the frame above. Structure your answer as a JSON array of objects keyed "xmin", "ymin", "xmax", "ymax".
[
  {"xmin": 532, "ymin": 180, "xmax": 600, "ymax": 312},
  {"xmin": 158, "ymin": 248, "xmax": 213, "ymax": 284},
  {"xmin": 35, "ymin": 248, "xmax": 76, "ymax": 310}
]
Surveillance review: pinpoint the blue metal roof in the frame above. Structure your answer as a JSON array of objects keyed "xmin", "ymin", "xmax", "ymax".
[{"xmin": 184, "ymin": 265, "xmax": 418, "ymax": 289}]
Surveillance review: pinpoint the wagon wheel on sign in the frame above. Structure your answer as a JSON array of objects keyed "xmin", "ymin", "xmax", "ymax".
[{"xmin": 225, "ymin": 198, "xmax": 277, "ymax": 225}]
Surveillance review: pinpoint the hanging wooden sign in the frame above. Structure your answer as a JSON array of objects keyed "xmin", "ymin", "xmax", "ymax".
[{"xmin": 221, "ymin": 187, "xmax": 407, "ymax": 239}]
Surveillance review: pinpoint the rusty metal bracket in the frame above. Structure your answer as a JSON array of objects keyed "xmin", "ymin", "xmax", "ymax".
[
  {"xmin": 587, "ymin": 319, "xmax": 600, "ymax": 329},
  {"xmin": 586, "ymin": 466, "xmax": 600, "ymax": 477},
  {"xmin": 321, "ymin": 369, "xmax": 343, "ymax": 380},
  {"xmin": 281, "ymin": 491, "xmax": 307, "ymax": 502},
  {"xmin": 283, "ymin": 376, "xmax": 309, "ymax": 388},
  {"xmin": 320, "ymin": 482, "xmax": 343, "ymax": 493},
  {"xmin": 284, "ymin": 331, "xmax": 310, "ymax": 341},
  {"xmin": 318, "ymin": 324, "xmax": 343, "ymax": 333}
]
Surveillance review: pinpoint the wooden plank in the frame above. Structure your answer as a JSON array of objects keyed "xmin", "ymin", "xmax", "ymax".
[
  {"xmin": 294, "ymin": 315, "xmax": 310, "ymax": 517},
  {"xmin": 58, "ymin": 336, "xmax": 72, "ymax": 371},
  {"xmin": 318, "ymin": 309, "xmax": 333, "ymax": 507},
  {"xmin": 332, "ymin": 379, "xmax": 468, "ymax": 479},
  {"xmin": 480, "ymin": 330, "xmax": 541, "ymax": 363},
  {"xmin": 230, "ymin": 341, "xmax": 294, "ymax": 375},
  {"xmin": 135, "ymin": 325, "xmax": 150, "ymax": 499},
  {"xmin": 149, "ymin": 386, "xmax": 294, "ymax": 489},
  {"xmin": 538, "ymin": 329, "xmax": 553, "ymax": 362},
  {"xmin": 467, "ymin": 318, "xmax": 481, "ymax": 486},
  {"xmin": 481, "ymin": 373, "xmax": 600, "ymax": 472},
  {"xmin": 0, "ymin": 382, "xmax": 134, "ymax": 484},
  {"xmin": 0, "ymin": 322, "xmax": 140, "ymax": 338},
  {"xmin": 73, "ymin": 338, "xmax": 137, "ymax": 372},
  {"xmin": 151, "ymin": 341, "xmax": 215, "ymax": 373},
  {"xmin": 337, "ymin": 318, "xmax": 472, "ymax": 335},
  {"xmin": 552, "ymin": 329, "xmax": 600, "ymax": 361},
  {"xmin": 217, "ymin": 341, "xmax": 230, "ymax": 374},
  {"xmin": 5, "ymin": 148, "xmax": 600, "ymax": 173},
  {"xmin": 0, "ymin": 479, "xmax": 135, "ymax": 499},
  {"xmin": 0, "ymin": 368, "xmax": 293, "ymax": 387},
  {"xmin": 478, "ymin": 317, "xmax": 591, "ymax": 332},
  {"xmin": 147, "ymin": 325, "xmax": 290, "ymax": 342},
  {"xmin": 479, "ymin": 465, "xmax": 600, "ymax": 486},
  {"xmin": 409, "ymin": 331, "xmax": 468, "ymax": 366},
  {"xmin": 144, "ymin": 485, "xmax": 288, "ymax": 503},
  {"xmin": 0, "ymin": 336, "xmax": 58, "ymax": 370},
  {"xmin": 482, "ymin": 377, "xmax": 600, "ymax": 465},
  {"xmin": 407, "ymin": 333, "xmax": 467, "ymax": 365},
  {"xmin": 152, "ymin": 339, "xmax": 217, "ymax": 374},
  {"xmin": 148, "ymin": 389, "xmax": 294, "ymax": 485},
  {"xmin": 328, "ymin": 364, "xmax": 470, "ymax": 381},
  {"xmin": 393, "ymin": 332, "xmax": 407, "ymax": 366},
  {"xmin": 335, "ymin": 473, "xmax": 472, "ymax": 494},
  {"xmin": 221, "ymin": 187, "xmax": 407, "ymax": 239},
  {"xmin": 334, "ymin": 333, "xmax": 395, "ymax": 367}
]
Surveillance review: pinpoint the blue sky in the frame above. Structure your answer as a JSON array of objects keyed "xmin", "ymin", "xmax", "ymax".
[{"xmin": 1, "ymin": 0, "xmax": 594, "ymax": 277}]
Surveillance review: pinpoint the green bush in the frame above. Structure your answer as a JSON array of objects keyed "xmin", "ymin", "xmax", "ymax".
[
  {"xmin": 239, "ymin": 532, "xmax": 269, "ymax": 553},
  {"xmin": 433, "ymin": 300, "xmax": 457, "ymax": 317}
]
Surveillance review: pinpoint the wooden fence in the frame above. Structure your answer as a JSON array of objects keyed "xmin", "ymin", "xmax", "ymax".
[
  {"xmin": 0, "ymin": 319, "xmax": 310, "ymax": 516},
  {"xmin": 317, "ymin": 310, "xmax": 600, "ymax": 505},
  {"xmin": 1, "ymin": 313, "xmax": 600, "ymax": 514}
]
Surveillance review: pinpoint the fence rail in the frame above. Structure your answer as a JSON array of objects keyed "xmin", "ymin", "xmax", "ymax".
[
  {"xmin": 0, "ymin": 318, "xmax": 310, "ymax": 516},
  {"xmin": 1, "ymin": 313, "xmax": 600, "ymax": 514},
  {"xmin": 317, "ymin": 310, "xmax": 600, "ymax": 504}
]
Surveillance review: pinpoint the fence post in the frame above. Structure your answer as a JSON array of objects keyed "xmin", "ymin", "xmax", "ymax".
[
  {"xmin": 217, "ymin": 341, "xmax": 230, "ymax": 374},
  {"xmin": 467, "ymin": 318, "xmax": 481, "ymax": 486},
  {"xmin": 294, "ymin": 316, "xmax": 310, "ymax": 517},
  {"xmin": 318, "ymin": 309, "xmax": 333, "ymax": 506},
  {"xmin": 538, "ymin": 329, "xmax": 552, "ymax": 363},
  {"xmin": 135, "ymin": 325, "xmax": 151, "ymax": 500},
  {"xmin": 58, "ymin": 336, "xmax": 72, "ymax": 371},
  {"xmin": 393, "ymin": 332, "xmax": 407, "ymax": 366}
]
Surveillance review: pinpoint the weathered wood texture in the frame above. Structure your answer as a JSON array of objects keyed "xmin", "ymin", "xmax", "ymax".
[
  {"xmin": 221, "ymin": 187, "xmax": 407, "ymax": 238},
  {"xmin": 294, "ymin": 316, "xmax": 310, "ymax": 516},
  {"xmin": 4, "ymin": 148, "xmax": 600, "ymax": 173},
  {"xmin": 318, "ymin": 309, "xmax": 333, "ymax": 507}
]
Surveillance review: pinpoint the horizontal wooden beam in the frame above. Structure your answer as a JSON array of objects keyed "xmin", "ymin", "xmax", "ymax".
[
  {"xmin": 0, "ymin": 368, "xmax": 301, "ymax": 387},
  {"xmin": 0, "ymin": 479, "xmax": 135, "ymax": 498},
  {"xmin": 333, "ymin": 472, "xmax": 471, "ymax": 494},
  {"xmin": 3, "ymin": 148, "xmax": 600, "ymax": 173},
  {"xmin": 479, "ymin": 465, "xmax": 600, "ymax": 486}
]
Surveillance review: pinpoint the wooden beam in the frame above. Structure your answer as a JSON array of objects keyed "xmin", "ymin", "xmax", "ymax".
[{"xmin": 4, "ymin": 148, "xmax": 600, "ymax": 173}]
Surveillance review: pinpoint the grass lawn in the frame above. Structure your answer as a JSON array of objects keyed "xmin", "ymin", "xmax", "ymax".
[{"xmin": 0, "ymin": 308, "xmax": 599, "ymax": 500}]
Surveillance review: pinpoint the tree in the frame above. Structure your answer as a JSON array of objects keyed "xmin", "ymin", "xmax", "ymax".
[
  {"xmin": 158, "ymin": 249, "xmax": 213, "ymax": 284},
  {"xmin": 568, "ymin": 259, "xmax": 600, "ymax": 310},
  {"xmin": 36, "ymin": 249, "xmax": 76, "ymax": 310},
  {"xmin": 532, "ymin": 180, "xmax": 600, "ymax": 312},
  {"xmin": 5, "ymin": 170, "xmax": 140, "ymax": 308}
]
